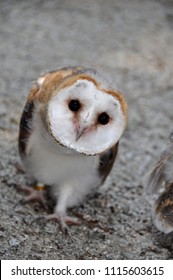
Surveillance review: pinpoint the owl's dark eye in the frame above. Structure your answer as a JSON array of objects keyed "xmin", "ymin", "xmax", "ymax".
[
  {"xmin": 98, "ymin": 112, "xmax": 110, "ymax": 125},
  {"xmin": 68, "ymin": 99, "xmax": 81, "ymax": 112}
]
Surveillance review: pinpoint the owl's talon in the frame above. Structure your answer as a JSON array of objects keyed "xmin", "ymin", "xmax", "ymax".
[
  {"xmin": 15, "ymin": 185, "xmax": 47, "ymax": 210},
  {"xmin": 31, "ymin": 213, "xmax": 80, "ymax": 233}
]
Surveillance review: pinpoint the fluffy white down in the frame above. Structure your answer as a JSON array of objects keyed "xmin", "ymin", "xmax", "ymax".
[
  {"xmin": 48, "ymin": 79, "xmax": 125, "ymax": 155},
  {"xmin": 24, "ymin": 119, "xmax": 101, "ymax": 208}
]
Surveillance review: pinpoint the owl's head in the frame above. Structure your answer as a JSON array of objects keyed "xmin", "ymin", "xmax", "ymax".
[{"xmin": 41, "ymin": 70, "xmax": 127, "ymax": 155}]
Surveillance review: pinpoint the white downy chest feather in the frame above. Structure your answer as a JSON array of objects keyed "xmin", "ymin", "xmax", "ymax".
[{"xmin": 23, "ymin": 123, "xmax": 102, "ymax": 206}]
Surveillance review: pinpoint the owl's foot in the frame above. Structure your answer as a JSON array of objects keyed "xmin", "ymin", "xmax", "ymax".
[
  {"xmin": 15, "ymin": 184, "xmax": 47, "ymax": 210},
  {"xmin": 33, "ymin": 213, "xmax": 80, "ymax": 234}
]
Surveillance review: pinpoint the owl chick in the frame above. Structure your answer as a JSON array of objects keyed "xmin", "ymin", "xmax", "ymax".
[
  {"xmin": 18, "ymin": 66, "xmax": 127, "ymax": 232},
  {"xmin": 148, "ymin": 132, "xmax": 173, "ymax": 234}
]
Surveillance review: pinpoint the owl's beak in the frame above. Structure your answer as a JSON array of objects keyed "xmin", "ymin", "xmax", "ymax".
[
  {"xmin": 75, "ymin": 124, "xmax": 92, "ymax": 141},
  {"xmin": 75, "ymin": 128, "xmax": 84, "ymax": 141}
]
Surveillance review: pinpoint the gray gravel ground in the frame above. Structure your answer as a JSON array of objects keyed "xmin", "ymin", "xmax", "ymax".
[{"xmin": 1, "ymin": 0, "xmax": 173, "ymax": 260}]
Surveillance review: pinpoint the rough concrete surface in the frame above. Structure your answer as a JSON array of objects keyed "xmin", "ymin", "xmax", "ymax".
[{"xmin": 0, "ymin": 0, "xmax": 173, "ymax": 260}]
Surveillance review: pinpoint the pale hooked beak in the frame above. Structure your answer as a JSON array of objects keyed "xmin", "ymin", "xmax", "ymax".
[
  {"xmin": 75, "ymin": 118, "xmax": 93, "ymax": 141},
  {"xmin": 75, "ymin": 124, "xmax": 92, "ymax": 141},
  {"xmin": 75, "ymin": 113, "xmax": 92, "ymax": 141},
  {"xmin": 75, "ymin": 127, "xmax": 85, "ymax": 141}
]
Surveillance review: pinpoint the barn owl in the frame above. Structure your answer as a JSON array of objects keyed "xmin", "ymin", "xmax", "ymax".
[
  {"xmin": 18, "ymin": 66, "xmax": 127, "ymax": 233},
  {"xmin": 148, "ymin": 132, "xmax": 173, "ymax": 234}
]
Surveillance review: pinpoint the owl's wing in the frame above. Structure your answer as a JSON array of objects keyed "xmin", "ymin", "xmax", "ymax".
[
  {"xmin": 148, "ymin": 133, "xmax": 173, "ymax": 193},
  {"xmin": 148, "ymin": 132, "xmax": 173, "ymax": 233},
  {"xmin": 153, "ymin": 182, "xmax": 173, "ymax": 234},
  {"xmin": 18, "ymin": 99, "xmax": 36, "ymax": 157},
  {"xmin": 98, "ymin": 142, "xmax": 119, "ymax": 183}
]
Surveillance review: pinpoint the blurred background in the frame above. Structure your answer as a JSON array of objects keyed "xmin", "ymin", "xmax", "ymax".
[{"xmin": 0, "ymin": 0, "xmax": 173, "ymax": 259}]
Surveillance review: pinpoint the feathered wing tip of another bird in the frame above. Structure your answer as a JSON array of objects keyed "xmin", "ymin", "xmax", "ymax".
[
  {"xmin": 148, "ymin": 132, "xmax": 173, "ymax": 193},
  {"xmin": 147, "ymin": 132, "xmax": 173, "ymax": 234}
]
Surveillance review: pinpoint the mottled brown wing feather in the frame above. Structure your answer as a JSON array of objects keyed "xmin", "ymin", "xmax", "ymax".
[
  {"xmin": 18, "ymin": 100, "xmax": 35, "ymax": 157},
  {"xmin": 98, "ymin": 142, "xmax": 119, "ymax": 183},
  {"xmin": 148, "ymin": 137, "xmax": 173, "ymax": 193},
  {"xmin": 148, "ymin": 132, "xmax": 173, "ymax": 233},
  {"xmin": 154, "ymin": 182, "xmax": 173, "ymax": 232}
]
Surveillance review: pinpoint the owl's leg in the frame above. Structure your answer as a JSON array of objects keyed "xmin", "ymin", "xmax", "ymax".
[
  {"xmin": 35, "ymin": 185, "xmax": 81, "ymax": 234},
  {"xmin": 15, "ymin": 184, "xmax": 47, "ymax": 210}
]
